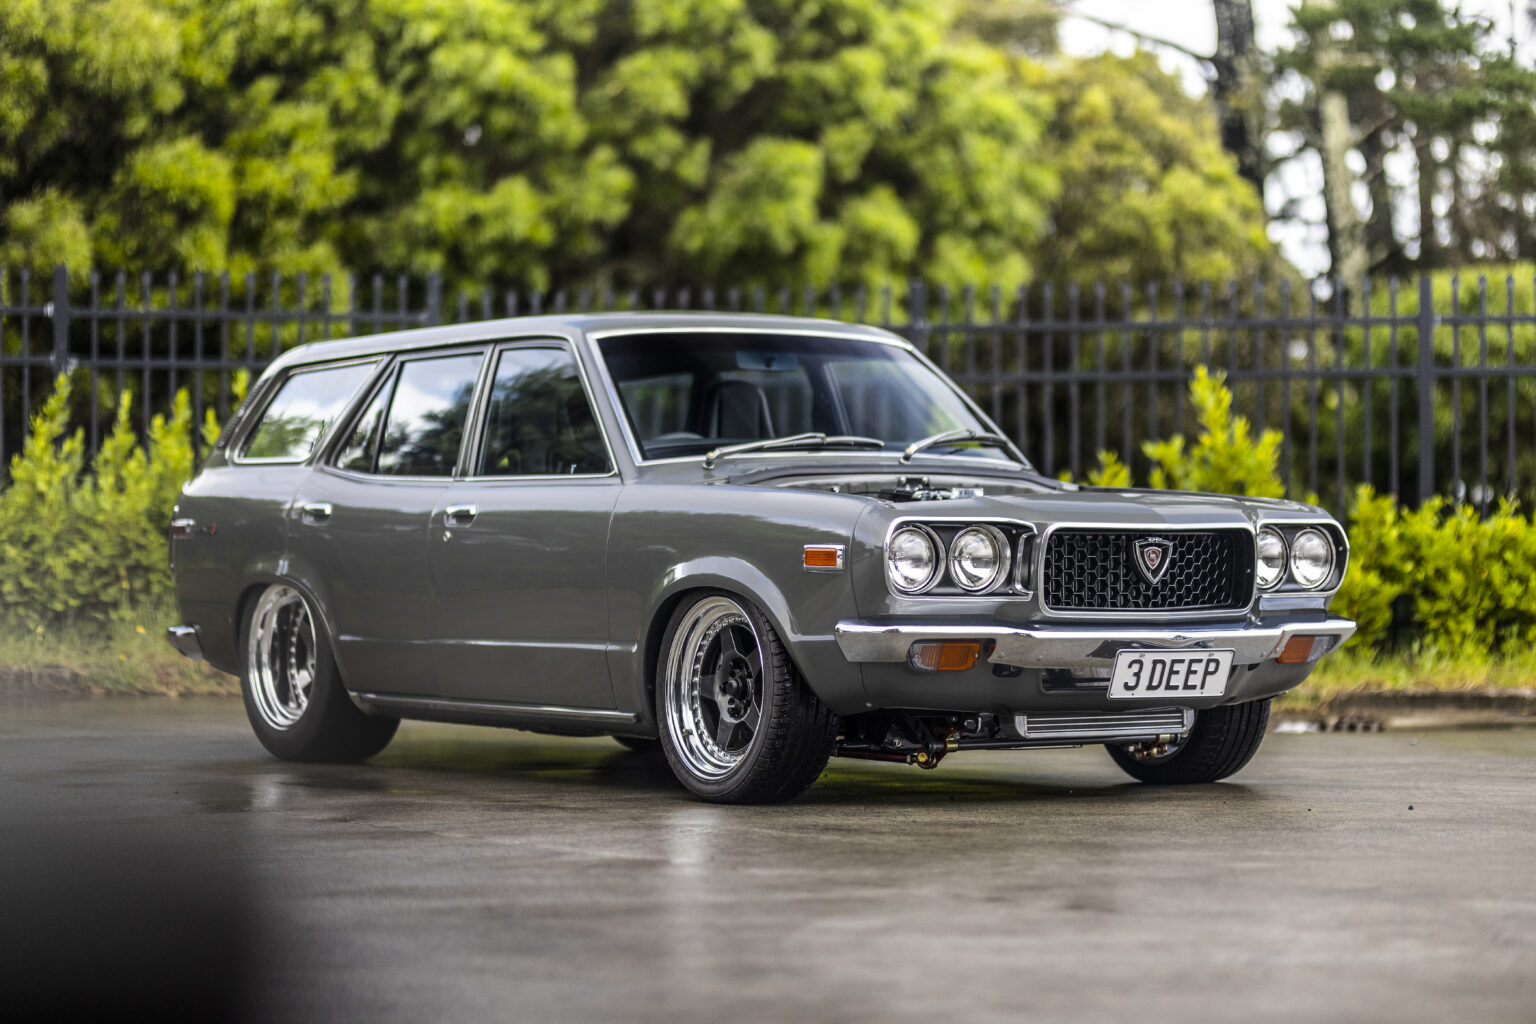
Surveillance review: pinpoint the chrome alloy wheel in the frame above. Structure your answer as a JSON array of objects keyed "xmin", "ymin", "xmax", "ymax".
[
  {"xmin": 662, "ymin": 596, "xmax": 766, "ymax": 781},
  {"xmin": 247, "ymin": 585, "xmax": 318, "ymax": 731}
]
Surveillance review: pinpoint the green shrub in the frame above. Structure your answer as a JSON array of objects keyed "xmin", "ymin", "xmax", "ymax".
[
  {"xmin": 1143, "ymin": 366, "xmax": 1284, "ymax": 498},
  {"xmin": 1083, "ymin": 367, "xmax": 1536, "ymax": 663},
  {"xmin": 0, "ymin": 374, "xmax": 212, "ymax": 631}
]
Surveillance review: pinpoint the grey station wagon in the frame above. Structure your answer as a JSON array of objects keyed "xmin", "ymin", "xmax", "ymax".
[{"xmin": 168, "ymin": 313, "xmax": 1355, "ymax": 803}]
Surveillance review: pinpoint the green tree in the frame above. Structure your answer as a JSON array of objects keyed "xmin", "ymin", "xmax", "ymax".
[
  {"xmin": 1276, "ymin": 0, "xmax": 1536, "ymax": 275},
  {"xmin": 1031, "ymin": 52, "xmax": 1277, "ymax": 286}
]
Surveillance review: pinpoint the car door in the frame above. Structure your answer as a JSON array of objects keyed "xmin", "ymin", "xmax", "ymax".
[
  {"xmin": 428, "ymin": 340, "xmax": 622, "ymax": 709},
  {"xmin": 287, "ymin": 347, "xmax": 486, "ymax": 696}
]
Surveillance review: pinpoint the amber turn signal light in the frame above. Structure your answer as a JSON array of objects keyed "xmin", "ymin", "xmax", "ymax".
[
  {"xmin": 803, "ymin": 545, "xmax": 844, "ymax": 570},
  {"xmin": 908, "ymin": 640, "xmax": 986, "ymax": 672},
  {"xmin": 1277, "ymin": 634, "xmax": 1333, "ymax": 664}
]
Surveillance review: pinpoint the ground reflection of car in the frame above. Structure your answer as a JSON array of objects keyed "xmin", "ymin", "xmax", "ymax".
[{"xmin": 167, "ymin": 313, "xmax": 1355, "ymax": 803}]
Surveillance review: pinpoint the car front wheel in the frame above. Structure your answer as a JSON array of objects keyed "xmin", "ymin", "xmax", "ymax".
[
  {"xmin": 1106, "ymin": 698, "xmax": 1271, "ymax": 784},
  {"xmin": 240, "ymin": 583, "xmax": 399, "ymax": 763},
  {"xmin": 656, "ymin": 592, "xmax": 837, "ymax": 804}
]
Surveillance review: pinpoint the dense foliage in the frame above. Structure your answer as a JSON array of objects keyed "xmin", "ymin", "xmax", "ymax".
[
  {"xmin": 1084, "ymin": 366, "xmax": 1536, "ymax": 662},
  {"xmin": 0, "ymin": 0, "xmax": 1274, "ymax": 293},
  {"xmin": 0, "ymin": 375, "xmax": 223, "ymax": 630}
]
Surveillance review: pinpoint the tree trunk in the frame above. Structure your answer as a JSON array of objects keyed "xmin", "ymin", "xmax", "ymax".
[
  {"xmin": 1311, "ymin": 0, "xmax": 1367, "ymax": 288},
  {"xmin": 1319, "ymin": 89, "xmax": 1368, "ymax": 285},
  {"xmin": 1358, "ymin": 127, "xmax": 1403, "ymax": 274},
  {"xmin": 1413, "ymin": 130, "xmax": 1439, "ymax": 268},
  {"xmin": 1211, "ymin": 0, "xmax": 1265, "ymax": 193}
]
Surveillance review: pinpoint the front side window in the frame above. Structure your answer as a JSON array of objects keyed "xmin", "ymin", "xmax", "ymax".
[
  {"xmin": 374, "ymin": 353, "xmax": 483, "ymax": 476},
  {"xmin": 476, "ymin": 347, "xmax": 610, "ymax": 476},
  {"xmin": 240, "ymin": 361, "xmax": 376, "ymax": 462}
]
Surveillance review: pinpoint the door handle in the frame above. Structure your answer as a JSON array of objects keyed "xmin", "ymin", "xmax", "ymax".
[
  {"xmin": 444, "ymin": 504, "xmax": 478, "ymax": 526},
  {"xmin": 299, "ymin": 502, "xmax": 333, "ymax": 524}
]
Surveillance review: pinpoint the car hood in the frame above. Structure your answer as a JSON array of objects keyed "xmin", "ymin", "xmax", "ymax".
[{"xmin": 865, "ymin": 486, "xmax": 1328, "ymax": 530}]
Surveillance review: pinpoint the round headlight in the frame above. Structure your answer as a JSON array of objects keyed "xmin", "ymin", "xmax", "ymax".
[
  {"xmin": 949, "ymin": 525, "xmax": 1011, "ymax": 593},
  {"xmin": 1256, "ymin": 528, "xmax": 1287, "ymax": 590},
  {"xmin": 888, "ymin": 526, "xmax": 940, "ymax": 593},
  {"xmin": 1289, "ymin": 528, "xmax": 1334, "ymax": 589}
]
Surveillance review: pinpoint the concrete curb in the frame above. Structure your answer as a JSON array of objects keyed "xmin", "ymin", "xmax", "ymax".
[
  {"xmin": 0, "ymin": 665, "xmax": 89, "ymax": 696},
  {"xmin": 1276, "ymin": 689, "xmax": 1536, "ymax": 731}
]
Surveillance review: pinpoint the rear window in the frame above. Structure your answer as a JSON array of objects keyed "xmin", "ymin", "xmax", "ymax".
[{"xmin": 240, "ymin": 362, "xmax": 376, "ymax": 462}]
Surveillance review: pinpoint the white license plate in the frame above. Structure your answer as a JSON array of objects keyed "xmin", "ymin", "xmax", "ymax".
[{"xmin": 1108, "ymin": 649, "xmax": 1234, "ymax": 699}]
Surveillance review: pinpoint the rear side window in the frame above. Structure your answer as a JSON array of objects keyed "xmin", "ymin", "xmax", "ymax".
[
  {"xmin": 375, "ymin": 353, "xmax": 483, "ymax": 476},
  {"xmin": 240, "ymin": 362, "xmax": 376, "ymax": 462},
  {"xmin": 476, "ymin": 347, "xmax": 610, "ymax": 476}
]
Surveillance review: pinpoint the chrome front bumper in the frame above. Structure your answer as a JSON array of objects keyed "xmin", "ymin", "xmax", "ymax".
[{"xmin": 834, "ymin": 616, "xmax": 1357, "ymax": 670}]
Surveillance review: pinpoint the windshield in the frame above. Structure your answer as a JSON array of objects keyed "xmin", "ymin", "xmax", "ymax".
[{"xmin": 596, "ymin": 331, "xmax": 1010, "ymax": 461}]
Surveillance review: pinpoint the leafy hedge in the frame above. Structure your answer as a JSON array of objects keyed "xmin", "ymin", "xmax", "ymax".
[
  {"xmin": 1086, "ymin": 367, "xmax": 1535, "ymax": 662},
  {"xmin": 2, "ymin": 366, "xmax": 1530, "ymax": 662},
  {"xmin": 0, "ymin": 375, "xmax": 229, "ymax": 632}
]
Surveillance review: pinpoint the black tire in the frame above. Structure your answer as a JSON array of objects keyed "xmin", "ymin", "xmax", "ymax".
[
  {"xmin": 1106, "ymin": 698, "xmax": 1272, "ymax": 784},
  {"xmin": 613, "ymin": 735, "xmax": 663, "ymax": 754},
  {"xmin": 239, "ymin": 583, "xmax": 399, "ymax": 763},
  {"xmin": 655, "ymin": 591, "xmax": 838, "ymax": 804}
]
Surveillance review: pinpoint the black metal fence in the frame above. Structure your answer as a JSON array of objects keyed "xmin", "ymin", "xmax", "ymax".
[{"xmin": 4, "ymin": 265, "xmax": 1535, "ymax": 513}]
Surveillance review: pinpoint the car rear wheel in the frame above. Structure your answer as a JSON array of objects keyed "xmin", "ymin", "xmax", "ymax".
[
  {"xmin": 240, "ymin": 583, "xmax": 399, "ymax": 763},
  {"xmin": 1106, "ymin": 697, "xmax": 1271, "ymax": 784},
  {"xmin": 656, "ymin": 592, "xmax": 838, "ymax": 804}
]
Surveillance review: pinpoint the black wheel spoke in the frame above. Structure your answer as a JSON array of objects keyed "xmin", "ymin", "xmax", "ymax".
[
  {"xmin": 741, "ymin": 701, "xmax": 760, "ymax": 733},
  {"xmin": 714, "ymin": 714, "xmax": 737, "ymax": 750}
]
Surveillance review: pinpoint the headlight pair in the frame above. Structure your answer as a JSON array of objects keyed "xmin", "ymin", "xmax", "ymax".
[
  {"xmin": 888, "ymin": 523, "xmax": 1013, "ymax": 595},
  {"xmin": 1256, "ymin": 526, "xmax": 1336, "ymax": 591}
]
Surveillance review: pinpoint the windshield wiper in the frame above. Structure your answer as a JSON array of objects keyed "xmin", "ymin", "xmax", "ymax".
[
  {"xmin": 703, "ymin": 433, "xmax": 885, "ymax": 469},
  {"xmin": 900, "ymin": 428, "xmax": 1027, "ymax": 465}
]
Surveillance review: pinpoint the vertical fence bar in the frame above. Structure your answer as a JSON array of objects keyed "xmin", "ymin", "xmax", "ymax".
[
  {"xmin": 1507, "ymin": 274, "xmax": 1518, "ymax": 497},
  {"xmin": 50, "ymin": 265, "xmax": 70, "ymax": 380},
  {"xmin": 218, "ymin": 273, "xmax": 231, "ymax": 418},
  {"xmin": 1360, "ymin": 278, "xmax": 1372, "ymax": 494},
  {"xmin": 1067, "ymin": 283, "xmax": 1081, "ymax": 479},
  {"xmin": 1306, "ymin": 284, "xmax": 1319, "ymax": 497},
  {"xmin": 1449, "ymin": 274, "xmax": 1462, "ymax": 499},
  {"xmin": 1334, "ymin": 278, "xmax": 1347, "ymax": 511},
  {"xmin": 1279, "ymin": 279, "xmax": 1293, "ymax": 493},
  {"xmin": 88, "ymin": 270, "xmax": 100, "ymax": 449},
  {"xmin": 425, "ymin": 274, "xmax": 443, "ymax": 326},
  {"xmin": 1477, "ymin": 276, "xmax": 1489, "ymax": 511},
  {"xmin": 1389, "ymin": 278, "xmax": 1401, "ymax": 497},
  {"xmin": 1417, "ymin": 275, "xmax": 1437, "ymax": 504}
]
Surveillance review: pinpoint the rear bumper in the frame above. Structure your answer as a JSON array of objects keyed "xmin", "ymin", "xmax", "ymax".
[
  {"xmin": 834, "ymin": 616, "xmax": 1357, "ymax": 670},
  {"xmin": 166, "ymin": 625, "xmax": 205, "ymax": 662}
]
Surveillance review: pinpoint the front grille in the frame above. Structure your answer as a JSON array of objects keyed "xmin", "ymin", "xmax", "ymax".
[{"xmin": 1042, "ymin": 529, "xmax": 1251, "ymax": 612}]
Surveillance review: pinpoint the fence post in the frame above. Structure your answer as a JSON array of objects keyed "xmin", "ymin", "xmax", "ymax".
[
  {"xmin": 424, "ymin": 273, "xmax": 443, "ymax": 326},
  {"xmin": 906, "ymin": 279, "xmax": 929, "ymax": 355},
  {"xmin": 50, "ymin": 264, "xmax": 70, "ymax": 378},
  {"xmin": 1416, "ymin": 275, "xmax": 1437, "ymax": 504}
]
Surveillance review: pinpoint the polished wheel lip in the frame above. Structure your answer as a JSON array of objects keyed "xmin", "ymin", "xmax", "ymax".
[
  {"xmin": 663, "ymin": 596, "xmax": 765, "ymax": 782},
  {"xmin": 247, "ymin": 585, "xmax": 317, "ymax": 731}
]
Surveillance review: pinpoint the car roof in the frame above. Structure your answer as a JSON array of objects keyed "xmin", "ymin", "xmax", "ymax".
[{"xmin": 265, "ymin": 311, "xmax": 908, "ymax": 376}]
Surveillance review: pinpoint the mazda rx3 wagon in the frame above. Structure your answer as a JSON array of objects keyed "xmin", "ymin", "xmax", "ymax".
[{"xmin": 168, "ymin": 313, "xmax": 1355, "ymax": 803}]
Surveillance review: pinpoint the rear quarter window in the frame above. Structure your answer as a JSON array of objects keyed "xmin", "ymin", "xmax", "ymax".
[{"xmin": 240, "ymin": 361, "xmax": 376, "ymax": 462}]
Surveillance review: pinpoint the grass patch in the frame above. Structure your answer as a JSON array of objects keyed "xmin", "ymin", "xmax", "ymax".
[
  {"xmin": 1279, "ymin": 648, "xmax": 1536, "ymax": 713},
  {"xmin": 0, "ymin": 599, "xmax": 236, "ymax": 696}
]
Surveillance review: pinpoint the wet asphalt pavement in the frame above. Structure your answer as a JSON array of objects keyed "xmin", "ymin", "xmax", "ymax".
[{"xmin": 2, "ymin": 697, "xmax": 1533, "ymax": 1024}]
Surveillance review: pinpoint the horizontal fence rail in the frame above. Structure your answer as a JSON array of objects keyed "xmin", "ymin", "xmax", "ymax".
[{"xmin": 3, "ymin": 266, "xmax": 1535, "ymax": 513}]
